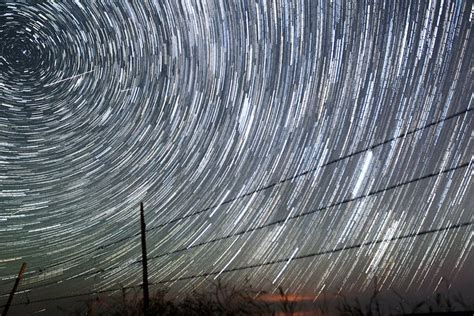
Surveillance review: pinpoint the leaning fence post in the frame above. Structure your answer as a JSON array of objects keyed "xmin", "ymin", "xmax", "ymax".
[{"xmin": 2, "ymin": 262, "xmax": 27, "ymax": 316}]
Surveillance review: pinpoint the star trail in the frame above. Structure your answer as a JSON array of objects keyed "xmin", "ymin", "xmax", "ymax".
[{"xmin": 0, "ymin": 0, "xmax": 473, "ymax": 314}]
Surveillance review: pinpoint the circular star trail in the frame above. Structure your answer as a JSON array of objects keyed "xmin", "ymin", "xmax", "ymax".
[{"xmin": 0, "ymin": 0, "xmax": 473, "ymax": 312}]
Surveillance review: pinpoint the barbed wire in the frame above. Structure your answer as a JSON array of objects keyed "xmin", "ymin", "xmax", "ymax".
[
  {"xmin": 2, "ymin": 159, "xmax": 471, "ymax": 297},
  {"xmin": 2, "ymin": 107, "xmax": 470, "ymax": 283},
  {"xmin": 1, "ymin": 220, "xmax": 471, "ymax": 308}
]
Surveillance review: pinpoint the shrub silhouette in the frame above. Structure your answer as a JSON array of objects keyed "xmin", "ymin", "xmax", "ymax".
[{"xmin": 59, "ymin": 280, "xmax": 472, "ymax": 315}]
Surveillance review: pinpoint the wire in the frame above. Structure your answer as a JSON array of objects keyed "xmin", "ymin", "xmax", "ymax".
[
  {"xmin": 148, "ymin": 161, "xmax": 472, "ymax": 262},
  {"xmin": 38, "ymin": 107, "xmax": 474, "ymax": 258},
  {"xmin": 3, "ymin": 159, "xmax": 470, "ymax": 296},
  {"xmin": 2, "ymin": 107, "xmax": 471, "ymax": 288},
  {"xmin": 2, "ymin": 220, "xmax": 471, "ymax": 308},
  {"xmin": 0, "ymin": 284, "xmax": 139, "ymax": 308},
  {"xmin": 155, "ymin": 221, "xmax": 473, "ymax": 281},
  {"xmin": 140, "ymin": 108, "xmax": 474, "ymax": 234}
]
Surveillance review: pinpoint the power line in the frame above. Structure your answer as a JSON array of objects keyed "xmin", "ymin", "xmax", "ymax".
[
  {"xmin": 4, "ymin": 159, "xmax": 471, "ymax": 296},
  {"xmin": 2, "ymin": 220, "xmax": 471, "ymax": 308}
]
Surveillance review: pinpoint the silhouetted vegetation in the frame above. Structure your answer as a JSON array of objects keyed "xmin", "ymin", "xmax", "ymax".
[
  {"xmin": 61, "ymin": 280, "xmax": 273, "ymax": 316},
  {"xmin": 58, "ymin": 279, "xmax": 473, "ymax": 316}
]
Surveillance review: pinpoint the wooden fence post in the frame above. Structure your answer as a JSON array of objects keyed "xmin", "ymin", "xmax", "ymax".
[
  {"xmin": 140, "ymin": 202, "xmax": 150, "ymax": 315},
  {"xmin": 2, "ymin": 262, "xmax": 27, "ymax": 316}
]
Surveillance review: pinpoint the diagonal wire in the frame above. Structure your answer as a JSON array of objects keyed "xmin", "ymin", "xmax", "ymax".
[
  {"xmin": 1, "ymin": 220, "xmax": 471, "ymax": 308},
  {"xmin": 2, "ymin": 159, "xmax": 471, "ymax": 296},
  {"xmin": 3, "ymin": 107, "xmax": 469, "ymax": 283},
  {"xmin": 1, "ymin": 107, "xmax": 470, "ymax": 288}
]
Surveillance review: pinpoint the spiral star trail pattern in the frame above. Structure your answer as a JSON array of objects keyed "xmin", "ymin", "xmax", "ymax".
[{"xmin": 0, "ymin": 0, "xmax": 473, "ymax": 313}]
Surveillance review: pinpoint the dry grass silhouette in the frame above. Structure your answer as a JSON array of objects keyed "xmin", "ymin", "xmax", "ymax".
[{"xmin": 56, "ymin": 279, "xmax": 473, "ymax": 316}]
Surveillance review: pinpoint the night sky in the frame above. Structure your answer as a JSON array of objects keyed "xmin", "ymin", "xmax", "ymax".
[{"xmin": 0, "ymin": 0, "xmax": 473, "ymax": 314}]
